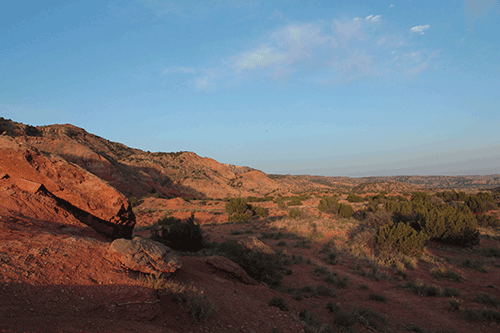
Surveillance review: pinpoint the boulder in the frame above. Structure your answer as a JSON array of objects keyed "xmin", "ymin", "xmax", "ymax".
[
  {"xmin": 0, "ymin": 136, "xmax": 135, "ymax": 239},
  {"xmin": 205, "ymin": 255, "xmax": 257, "ymax": 285},
  {"xmin": 110, "ymin": 237, "xmax": 182, "ymax": 276}
]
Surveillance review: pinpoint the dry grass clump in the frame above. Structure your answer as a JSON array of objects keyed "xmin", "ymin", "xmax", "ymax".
[{"xmin": 139, "ymin": 275, "xmax": 218, "ymax": 322}]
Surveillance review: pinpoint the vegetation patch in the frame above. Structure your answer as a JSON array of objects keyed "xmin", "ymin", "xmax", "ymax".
[
  {"xmin": 405, "ymin": 280, "xmax": 442, "ymax": 297},
  {"xmin": 431, "ymin": 267, "xmax": 465, "ymax": 282},
  {"xmin": 268, "ymin": 297, "xmax": 288, "ymax": 311}
]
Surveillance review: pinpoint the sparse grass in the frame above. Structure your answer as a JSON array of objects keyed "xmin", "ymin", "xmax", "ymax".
[
  {"xmin": 431, "ymin": 267, "xmax": 465, "ymax": 282},
  {"xmin": 463, "ymin": 308, "xmax": 500, "ymax": 323},
  {"xmin": 462, "ymin": 258, "xmax": 488, "ymax": 273},
  {"xmin": 359, "ymin": 284, "xmax": 370, "ymax": 290},
  {"xmin": 481, "ymin": 247, "xmax": 500, "ymax": 258},
  {"xmin": 313, "ymin": 266, "xmax": 329, "ymax": 276},
  {"xmin": 405, "ymin": 280, "xmax": 442, "ymax": 297},
  {"xmin": 369, "ymin": 293, "xmax": 388, "ymax": 303},
  {"xmin": 260, "ymin": 231, "xmax": 289, "ymax": 240},
  {"xmin": 139, "ymin": 275, "xmax": 217, "ymax": 322},
  {"xmin": 294, "ymin": 239, "xmax": 313, "ymax": 249},
  {"xmin": 473, "ymin": 293, "xmax": 500, "ymax": 307},
  {"xmin": 323, "ymin": 273, "xmax": 349, "ymax": 289},
  {"xmin": 299, "ymin": 309, "xmax": 334, "ymax": 333},
  {"xmin": 327, "ymin": 303, "xmax": 388, "ymax": 331},
  {"xmin": 355, "ymin": 264, "xmax": 387, "ymax": 281}
]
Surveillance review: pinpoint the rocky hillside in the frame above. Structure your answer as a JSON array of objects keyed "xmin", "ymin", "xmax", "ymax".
[
  {"xmin": 1, "ymin": 118, "xmax": 498, "ymax": 203},
  {"xmin": 1, "ymin": 118, "xmax": 282, "ymax": 199}
]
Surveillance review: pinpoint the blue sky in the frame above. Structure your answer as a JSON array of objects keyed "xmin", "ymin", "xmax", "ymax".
[{"xmin": 1, "ymin": 0, "xmax": 499, "ymax": 176}]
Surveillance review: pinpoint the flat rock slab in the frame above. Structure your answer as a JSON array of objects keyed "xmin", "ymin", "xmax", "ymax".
[
  {"xmin": 110, "ymin": 237, "xmax": 182, "ymax": 276},
  {"xmin": 205, "ymin": 255, "xmax": 257, "ymax": 285}
]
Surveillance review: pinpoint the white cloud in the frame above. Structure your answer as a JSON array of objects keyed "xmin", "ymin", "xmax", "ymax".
[
  {"xmin": 410, "ymin": 25, "xmax": 430, "ymax": 34},
  {"xmin": 235, "ymin": 46, "xmax": 286, "ymax": 70},
  {"xmin": 365, "ymin": 15, "xmax": 381, "ymax": 22},
  {"xmin": 182, "ymin": 15, "xmax": 438, "ymax": 89},
  {"xmin": 235, "ymin": 23, "xmax": 334, "ymax": 74},
  {"xmin": 389, "ymin": 4, "xmax": 394, "ymax": 8},
  {"xmin": 195, "ymin": 77, "xmax": 215, "ymax": 90}
]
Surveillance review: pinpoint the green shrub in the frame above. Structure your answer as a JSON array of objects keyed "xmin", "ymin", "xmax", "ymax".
[
  {"xmin": 431, "ymin": 267, "xmax": 465, "ymax": 282},
  {"xmin": 443, "ymin": 287, "xmax": 461, "ymax": 298},
  {"xmin": 316, "ymin": 284, "xmax": 335, "ymax": 296},
  {"xmin": 318, "ymin": 196, "xmax": 338, "ymax": 213},
  {"xmin": 253, "ymin": 206, "xmax": 268, "ymax": 217},
  {"xmin": 473, "ymin": 293, "xmax": 500, "ymax": 307},
  {"xmin": 369, "ymin": 293, "xmax": 388, "ymax": 303},
  {"xmin": 377, "ymin": 222, "xmax": 428, "ymax": 257},
  {"xmin": 462, "ymin": 258, "xmax": 487, "ymax": 272},
  {"xmin": 313, "ymin": 266, "xmax": 329, "ymax": 276},
  {"xmin": 287, "ymin": 197, "xmax": 303, "ymax": 206},
  {"xmin": 151, "ymin": 214, "xmax": 206, "ymax": 252},
  {"xmin": 268, "ymin": 297, "xmax": 288, "ymax": 311},
  {"xmin": 463, "ymin": 308, "xmax": 500, "ymax": 323},
  {"xmin": 275, "ymin": 197, "xmax": 287, "ymax": 209},
  {"xmin": 405, "ymin": 280, "xmax": 441, "ymax": 297},
  {"xmin": 217, "ymin": 240, "xmax": 285, "ymax": 287},
  {"xmin": 227, "ymin": 213, "xmax": 251, "ymax": 223},
  {"xmin": 449, "ymin": 299, "xmax": 461, "ymax": 311},
  {"xmin": 338, "ymin": 204, "xmax": 354, "ymax": 218},
  {"xmin": 363, "ymin": 210, "xmax": 393, "ymax": 228},
  {"xmin": 187, "ymin": 289, "xmax": 218, "ymax": 322},
  {"xmin": 225, "ymin": 198, "xmax": 251, "ymax": 215},
  {"xmin": 347, "ymin": 193, "xmax": 364, "ymax": 203},
  {"xmin": 466, "ymin": 193, "xmax": 495, "ymax": 213},
  {"xmin": 477, "ymin": 214, "xmax": 500, "ymax": 227},
  {"xmin": 323, "ymin": 273, "xmax": 349, "ymax": 289},
  {"xmin": 325, "ymin": 252, "xmax": 338, "ymax": 265},
  {"xmin": 289, "ymin": 208, "xmax": 301, "ymax": 219},
  {"xmin": 482, "ymin": 247, "xmax": 500, "ymax": 258}
]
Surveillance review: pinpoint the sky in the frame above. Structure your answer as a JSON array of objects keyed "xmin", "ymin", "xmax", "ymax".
[{"xmin": 1, "ymin": 0, "xmax": 499, "ymax": 177}]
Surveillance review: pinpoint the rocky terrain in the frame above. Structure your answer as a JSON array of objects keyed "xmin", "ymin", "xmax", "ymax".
[{"xmin": 1, "ymin": 118, "xmax": 500, "ymax": 333}]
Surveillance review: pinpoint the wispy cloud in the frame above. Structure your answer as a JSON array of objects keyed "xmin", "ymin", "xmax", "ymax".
[
  {"xmin": 231, "ymin": 16, "xmax": 435, "ymax": 85},
  {"xmin": 465, "ymin": 0, "xmax": 500, "ymax": 21},
  {"xmin": 410, "ymin": 25, "xmax": 431, "ymax": 34},
  {"xmin": 163, "ymin": 14, "xmax": 438, "ymax": 89}
]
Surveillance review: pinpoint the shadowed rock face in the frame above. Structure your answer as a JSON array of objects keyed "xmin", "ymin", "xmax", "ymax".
[
  {"xmin": 110, "ymin": 237, "xmax": 182, "ymax": 276},
  {"xmin": 0, "ymin": 136, "xmax": 136, "ymax": 239}
]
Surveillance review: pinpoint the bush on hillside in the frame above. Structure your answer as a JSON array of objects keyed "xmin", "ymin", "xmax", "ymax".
[
  {"xmin": 289, "ymin": 208, "xmax": 301, "ymax": 219},
  {"xmin": 377, "ymin": 222, "xmax": 428, "ymax": 257},
  {"xmin": 227, "ymin": 213, "xmax": 251, "ymax": 222},
  {"xmin": 338, "ymin": 204, "xmax": 354, "ymax": 218},
  {"xmin": 225, "ymin": 198, "xmax": 251, "ymax": 215},
  {"xmin": 318, "ymin": 196, "xmax": 338, "ymax": 213},
  {"xmin": 347, "ymin": 194, "xmax": 364, "ymax": 203},
  {"xmin": 216, "ymin": 239, "xmax": 286, "ymax": 287},
  {"xmin": 382, "ymin": 198, "xmax": 480, "ymax": 247},
  {"xmin": 151, "ymin": 214, "xmax": 206, "ymax": 252}
]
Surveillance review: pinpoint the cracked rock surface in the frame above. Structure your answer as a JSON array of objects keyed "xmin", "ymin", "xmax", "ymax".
[{"xmin": 110, "ymin": 237, "xmax": 182, "ymax": 276}]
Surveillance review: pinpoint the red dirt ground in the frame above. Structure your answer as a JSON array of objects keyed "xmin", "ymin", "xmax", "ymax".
[{"xmin": 2, "ymin": 197, "xmax": 500, "ymax": 333}]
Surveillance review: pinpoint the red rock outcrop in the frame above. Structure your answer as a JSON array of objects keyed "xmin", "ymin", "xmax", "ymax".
[{"xmin": 0, "ymin": 136, "xmax": 135, "ymax": 239}]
